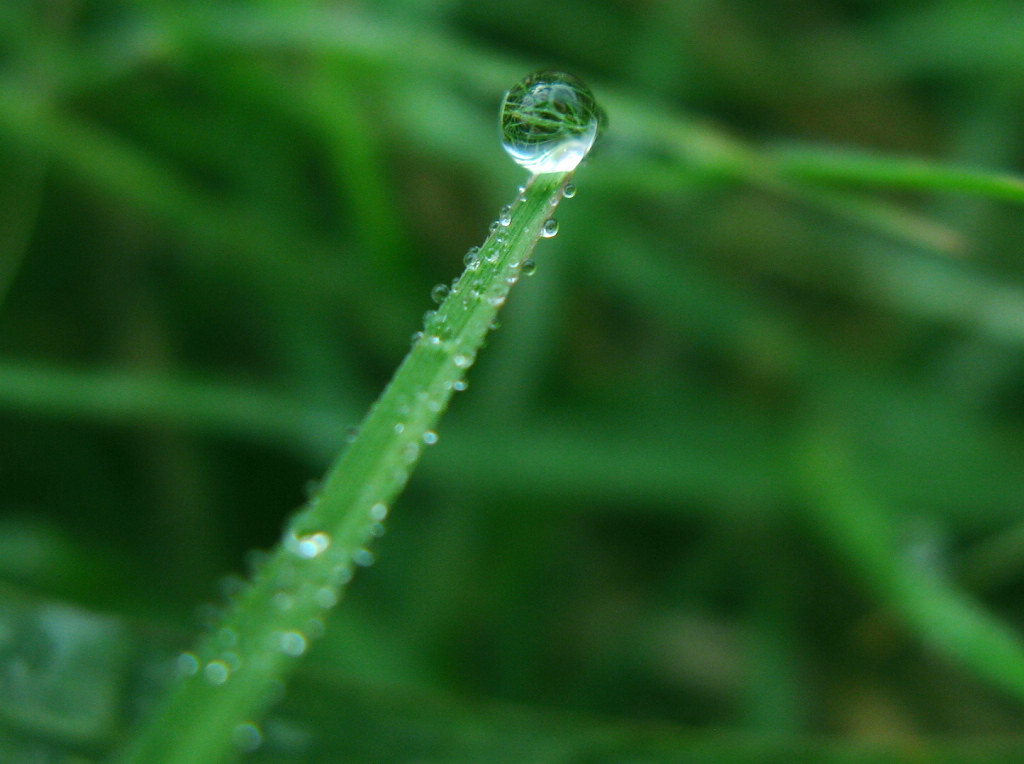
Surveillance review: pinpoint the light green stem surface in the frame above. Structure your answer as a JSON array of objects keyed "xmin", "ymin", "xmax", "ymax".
[{"xmin": 115, "ymin": 171, "xmax": 571, "ymax": 764}]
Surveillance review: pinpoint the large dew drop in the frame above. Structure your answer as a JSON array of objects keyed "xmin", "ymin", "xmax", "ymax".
[{"xmin": 501, "ymin": 71, "xmax": 603, "ymax": 174}]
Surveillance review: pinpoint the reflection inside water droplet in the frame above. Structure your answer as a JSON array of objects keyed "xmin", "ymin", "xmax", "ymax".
[{"xmin": 500, "ymin": 70, "xmax": 603, "ymax": 174}]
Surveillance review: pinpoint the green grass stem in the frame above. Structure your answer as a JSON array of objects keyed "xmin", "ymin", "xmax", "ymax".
[
  {"xmin": 113, "ymin": 171, "xmax": 573, "ymax": 764},
  {"xmin": 796, "ymin": 423, "xmax": 1024, "ymax": 703}
]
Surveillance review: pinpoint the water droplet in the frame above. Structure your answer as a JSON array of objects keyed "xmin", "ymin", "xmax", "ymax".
[
  {"xmin": 541, "ymin": 218, "xmax": 559, "ymax": 238},
  {"xmin": 287, "ymin": 531, "xmax": 331, "ymax": 559},
  {"xmin": 563, "ymin": 183, "xmax": 577, "ymax": 198},
  {"xmin": 430, "ymin": 283, "xmax": 449, "ymax": 304},
  {"xmin": 370, "ymin": 502, "xmax": 389, "ymax": 521},
  {"xmin": 277, "ymin": 631, "xmax": 308, "ymax": 657},
  {"xmin": 333, "ymin": 564, "xmax": 354, "ymax": 585},
  {"xmin": 353, "ymin": 548, "xmax": 375, "ymax": 567},
  {"xmin": 305, "ymin": 617, "xmax": 326, "ymax": 639},
  {"xmin": 410, "ymin": 331, "xmax": 423, "ymax": 345},
  {"xmin": 489, "ymin": 220, "xmax": 500, "ymax": 233},
  {"xmin": 222, "ymin": 651, "xmax": 242, "ymax": 671},
  {"xmin": 453, "ymin": 379, "xmax": 468, "ymax": 392},
  {"xmin": 204, "ymin": 660, "xmax": 231, "ymax": 685},
  {"xmin": 402, "ymin": 442, "xmax": 419, "ymax": 463},
  {"xmin": 218, "ymin": 574, "xmax": 245, "ymax": 600},
  {"xmin": 233, "ymin": 722, "xmax": 263, "ymax": 753},
  {"xmin": 522, "ymin": 259, "xmax": 537, "ymax": 276},
  {"xmin": 196, "ymin": 603, "xmax": 225, "ymax": 628},
  {"xmin": 314, "ymin": 586, "xmax": 339, "ymax": 608},
  {"xmin": 500, "ymin": 70, "xmax": 603, "ymax": 174},
  {"xmin": 217, "ymin": 627, "xmax": 238, "ymax": 648},
  {"xmin": 464, "ymin": 247, "xmax": 481, "ymax": 268},
  {"xmin": 177, "ymin": 652, "xmax": 199, "ymax": 677},
  {"xmin": 394, "ymin": 423, "xmax": 405, "ymax": 434},
  {"xmin": 423, "ymin": 430, "xmax": 439, "ymax": 445},
  {"xmin": 453, "ymin": 353, "xmax": 473, "ymax": 369},
  {"xmin": 498, "ymin": 205, "xmax": 512, "ymax": 226}
]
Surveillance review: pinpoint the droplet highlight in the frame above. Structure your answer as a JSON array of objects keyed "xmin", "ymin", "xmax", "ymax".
[
  {"xmin": 541, "ymin": 218, "xmax": 559, "ymax": 238},
  {"xmin": 286, "ymin": 531, "xmax": 331, "ymax": 559}
]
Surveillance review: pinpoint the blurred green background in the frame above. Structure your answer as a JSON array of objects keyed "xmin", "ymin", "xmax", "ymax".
[{"xmin": 3, "ymin": 0, "xmax": 1024, "ymax": 760}]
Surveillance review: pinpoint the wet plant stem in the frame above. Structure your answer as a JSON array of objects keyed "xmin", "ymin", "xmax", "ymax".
[{"xmin": 114, "ymin": 170, "xmax": 573, "ymax": 764}]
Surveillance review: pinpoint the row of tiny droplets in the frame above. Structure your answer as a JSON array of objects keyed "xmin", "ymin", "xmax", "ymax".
[
  {"xmin": 171, "ymin": 178, "xmax": 577, "ymax": 755},
  {"xmin": 441, "ymin": 178, "xmax": 573, "ymax": 312}
]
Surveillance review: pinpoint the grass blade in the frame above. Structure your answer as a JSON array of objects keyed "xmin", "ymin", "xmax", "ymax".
[{"xmin": 114, "ymin": 171, "xmax": 572, "ymax": 764}]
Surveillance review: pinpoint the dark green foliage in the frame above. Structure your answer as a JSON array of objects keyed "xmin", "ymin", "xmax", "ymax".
[{"xmin": 2, "ymin": 1, "xmax": 1024, "ymax": 760}]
